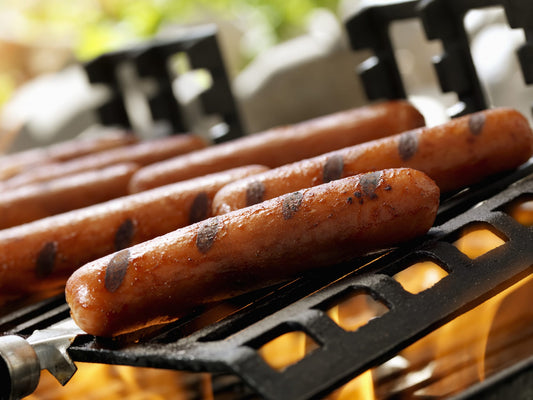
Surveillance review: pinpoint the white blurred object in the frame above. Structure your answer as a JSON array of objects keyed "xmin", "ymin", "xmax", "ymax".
[
  {"xmin": 467, "ymin": 8, "xmax": 533, "ymax": 124},
  {"xmin": 0, "ymin": 65, "xmax": 107, "ymax": 153},
  {"xmin": 233, "ymin": 9, "xmax": 368, "ymax": 134}
]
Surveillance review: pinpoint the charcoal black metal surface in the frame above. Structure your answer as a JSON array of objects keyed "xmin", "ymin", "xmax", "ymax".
[
  {"xmin": 84, "ymin": 24, "xmax": 243, "ymax": 142},
  {"xmin": 345, "ymin": 0, "xmax": 533, "ymax": 119},
  {"xmin": 344, "ymin": 0, "xmax": 419, "ymax": 101}
]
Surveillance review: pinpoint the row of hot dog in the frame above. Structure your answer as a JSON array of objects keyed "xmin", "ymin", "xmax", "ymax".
[{"xmin": 0, "ymin": 100, "xmax": 531, "ymax": 337}]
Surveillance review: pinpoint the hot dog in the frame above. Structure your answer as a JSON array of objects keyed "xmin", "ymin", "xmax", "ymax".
[
  {"xmin": 66, "ymin": 168, "xmax": 440, "ymax": 337},
  {"xmin": 212, "ymin": 108, "xmax": 533, "ymax": 214},
  {"xmin": 0, "ymin": 129, "xmax": 138, "ymax": 180},
  {"xmin": 1, "ymin": 133, "xmax": 207, "ymax": 190},
  {"xmin": 128, "ymin": 101, "xmax": 425, "ymax": 192},
  {"xmin": 0, "ymin": 163, "xmax": 139, "ymax": 229},
  {"xmin": 0, "ymin": 165, "xmax": 267, "ymax": 297}
]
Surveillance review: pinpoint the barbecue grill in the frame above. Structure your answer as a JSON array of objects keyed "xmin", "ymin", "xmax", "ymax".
[{"xmin": 1, "ymin": 0, "xmax": 533, "ymax": 399}]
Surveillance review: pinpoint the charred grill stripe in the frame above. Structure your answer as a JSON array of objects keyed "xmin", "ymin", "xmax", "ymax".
[
  {"xmin": 246, "ymin": 180, "xmax": 266, "ymax": 207},
  {"xmin": 323, "ymin": 154, "xmax": 344, "ymax": 183},
  {"xmin": 398, "ymin": 131, "xmax": 419, "ymax": 161},
  {"xmin": 189, "ymin": 192, "xmax": 210, "ymax": 224},
  {"xmin": 35, "ymin": 241, "xmax": 57, "ymax": 279},
  {"xmin": 360, "ymin": 171, "xmax": 382, "ymax": 199},
  {"xmin": 468, "ymin": 113, "xmax": 486, "ymax": 136},
  {"xmin": 196, "ymin": 217, "xmax": 220, "ymax": 253},
  {"xmin": 114, "ymin": 218, "xmax": 135, "ymax": 251},
  {"xmin": 282, "ymin": 191, "xmax": 304, "ymax": 220},
  {"xmin": 105, "ymin": 249, "xmax": 130, "ymax": 292}
]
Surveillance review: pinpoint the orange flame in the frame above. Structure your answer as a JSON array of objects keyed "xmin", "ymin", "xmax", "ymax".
[
  {"xmin": 27, "ymin": 364, "xmax": 213, "ymax": 400},
  {"xmin": 325, "ymin": 304, "xmax": 375, "ymax": 400}
]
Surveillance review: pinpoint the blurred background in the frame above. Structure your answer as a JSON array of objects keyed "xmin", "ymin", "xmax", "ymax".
[{"xmin": 0, "ymin": 0, "xmax": 530, "ymax": 153}]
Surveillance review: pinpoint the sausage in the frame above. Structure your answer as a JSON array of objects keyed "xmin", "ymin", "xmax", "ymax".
[
  {"xmin": 212, "ymin": 108, "xmax": 533, "ymax": 214},
  {"xmin": 1, "ymin": 133, "xmax": 207, "ymax": 190},
  {"xmin": 0, "ymin": 129, "xmax": 138, "ymax": 180},
  {"xmin": 128, "ymin": 100, "xmax": 425, "ymax": 192},
  {"xmin": 0, "ymin": 163, "xmax": 139, "ymax": 229},
  {"xmin": 0, "ymin": 165, "xmax": 268, "ymax": 297},
  {"xmin": 66, "ymin": 168, "xmax": 440, "ymax": 337}
]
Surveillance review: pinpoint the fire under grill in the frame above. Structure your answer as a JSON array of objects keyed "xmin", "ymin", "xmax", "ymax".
[{"xmin": 1, "ymin": 0, "xmax": 533, "ymax": 399}]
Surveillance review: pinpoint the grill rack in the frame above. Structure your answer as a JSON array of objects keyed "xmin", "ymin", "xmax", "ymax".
[
  {"xmin": 84, "ymin": 24, "xmax": 243, "ymax": 143},
  {"xmin": 346, "ymin": 0, "xmax": 533, "ymax": 119}
]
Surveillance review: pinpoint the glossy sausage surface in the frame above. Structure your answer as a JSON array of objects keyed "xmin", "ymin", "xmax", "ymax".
[
  {"xmin": 129, "ymin": 101, "xmax": 425, "ymax": 192},
  {"xmin": 0, "ymin": 130, "xmax": 138, "ymax": 180},
  {"xmin": 66, "ymin": 168, "xmax": 439, "ymax": 337},
  {"xmin": 213, "ymin": 108, "xmax": 533, "ymax": 214},
  {"xmin": 1, "ymin": 134, "xmax": 207, "ymax": 190},
  {"xmin": 0, "ymin": 163, "xmax": 139, "ymax": 229},
  {"xmin": 0, "ymin": 165, "xmax": 267, "ymax": 298}
]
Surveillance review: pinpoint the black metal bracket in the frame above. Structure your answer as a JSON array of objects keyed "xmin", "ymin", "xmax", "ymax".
[
  {"xmin": 84, "ymin": 25, "xmax": 243, "ymax": 143},
  {"xmin": 345, "ymin": 0, "xmax": 533, "ymax": 118}
]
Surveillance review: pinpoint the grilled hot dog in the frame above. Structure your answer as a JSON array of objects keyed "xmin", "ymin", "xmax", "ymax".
[
  {"xmin": 128, "ymin": 101, "xmax": 425, "ymax": 192},
  {"xmin": 0, "ymin": 129, "xmax": 138, "ymax": 180},
  {"xmin": 66, "ymin": 168, "xmax": 440, "ymax": 337},
  {"xmin": 1, "ymin": 133, "xmax": 207, "ymax": 190},
  {"xmin": 0, "ymin": 165, "xmax": 267, "ymax": 297},
  {"xmin": 213, "ymin": 108, "xmax": 533, "ymax": 214},
  {"xmin": 0, "ymin": 162, "xmax": 139, "ymax": 229}
]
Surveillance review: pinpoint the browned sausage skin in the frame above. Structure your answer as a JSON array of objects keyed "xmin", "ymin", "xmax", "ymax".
[
  {"xmin": 66, "ymin": 168, "xmax": 439, "ymax": 337},
  {"xmin": 0, "ymin": 165, "xmax": 267, "ymax": 297},
  {"xmin": 1, "ymin": 134, "xmax": 207, "ymax": 190},
  {"xmin": 128, "ymin": 101, "xmax": 425, "ymax": 192},
  {"xmin": 0, "ymin": 130, "xmax": 138, "ymax": 180},
  {"xmin": 212, "ymin": 108, "xmax": 533, "ymax": 214},
  {"xmin": 0, "ymin": 163, "xmax": 139, "ymax": 229}
]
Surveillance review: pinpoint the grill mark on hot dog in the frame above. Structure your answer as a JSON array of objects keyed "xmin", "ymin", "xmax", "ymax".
[
  {"xmin": 398, "ymin": 131, "xmax": 419, "ymax": 161},
  {"xmin": 360, "ymin": 171, "xmax": 382, "ymax": 200},
  {"xmin": 105, "ymin": 249, "xmax": 130, "ymax": 292},
  {"xmin": 114, "ymin": 218, "xmax": 135, "ymax": 251},
  {"xmin": 35, "ymin": 241, "xmax": 57, "ymax": 279},
  {"xmin": 323, "ymin": 154, "xmax": 344, "ymax": 183},
  {"xmin": 468, "ymin": 113, "xmax": 486, "ymax": 135},
  {"xmin": 245, "ymin": 180, "xmax": 265, "ymax": 207},
  {"xmin": 189, "ymin": 192, "xmax": 210, "ymax": 224},
  {"xmin": 196, "ymin": 217, "xmax": 220, "ymax": 253},
  {"xmin": 282, "ymin": 191, "xmax": 303, "ymax": 220}
]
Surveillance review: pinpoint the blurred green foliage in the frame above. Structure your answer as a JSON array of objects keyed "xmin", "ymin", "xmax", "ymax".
[
  {"xmin": 0, "ymin": 0, "xmax": 340, "ymax": 108},
  {"xmin": 8, "ymin": 0, "xmax": 340, "ymax": 60}
]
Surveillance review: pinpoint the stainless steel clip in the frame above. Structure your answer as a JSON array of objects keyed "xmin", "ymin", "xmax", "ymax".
[{"xmin": 0, "ymin": 318, "xmax": 83, "ymax": 400}]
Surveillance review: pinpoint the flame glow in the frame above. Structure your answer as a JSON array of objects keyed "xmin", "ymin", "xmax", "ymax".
[
  {"xmin": 27, "ymin": 364, "xmax": 213, "ymax": 400},
  {"xmin": 258, "ymin": 330, "xmax": 311, "ymax": 371}
]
